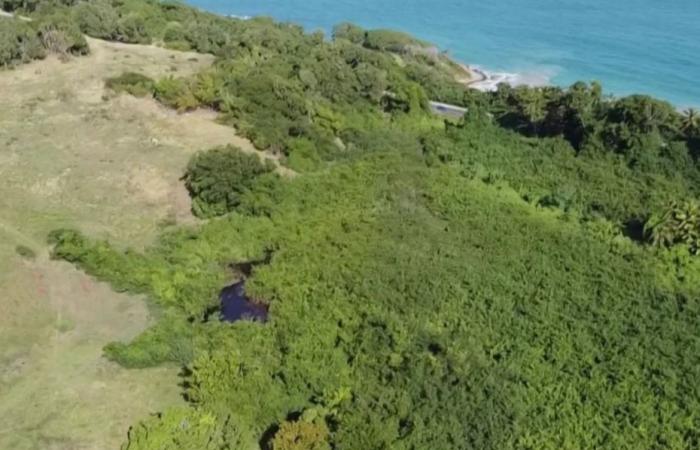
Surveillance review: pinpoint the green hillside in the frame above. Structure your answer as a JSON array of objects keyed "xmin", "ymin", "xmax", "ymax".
[{"xmin": 3, "ymin": 1, "xmax": 700, "ymax": 448}]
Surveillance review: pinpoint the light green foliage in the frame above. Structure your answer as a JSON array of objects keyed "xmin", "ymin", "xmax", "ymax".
[
  {"xmin": 646, "ymin": 200, "xmax": 700, "ymax": 253},
  {"xmin": 422, "ymin": 119, "xmax": 695, "ymax": 224},
  {"xmin": 53, "ymin": 150, "xmax": 700, "ymax": 449},
  {"xmin": 153, "ymin": 76, "xmax": 200, "ymax": 110},
  {"xmin": 285, "ymin": 138, "xmax": 322, "ymax": 172},
  {"xmin": 122, "ymin": 407, "xmax": 255, "ymax": 450},
  {"xmin": 364, "ymin": 28, "xmax": 430, "ymax": 52},
  {"xmin": 332, "ymin": 22, "xmax": 364, "ymax": 44}
]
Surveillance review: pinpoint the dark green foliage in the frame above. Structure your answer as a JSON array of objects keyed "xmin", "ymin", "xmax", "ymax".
[
  {"xmin": 105, "ymin": 72, "xmax": 155, "ymax": 97},
  {"xmin": 15, "ymin": 244, "xmax": 36, "ymax": 259},
  {"xmin": 0, "ymin": 8, "xmax": 87, "ymax": 68},
  {"xmin": 468, "ymin": 83, "xmax": 699, "ymax": 182},
  {"xmin": 1, "ymin": 0, "xmax": 75, "ymax": 13},
  {"xmin": 183, "ymin": 146, "xmax": 277, "ymax": 218},
  {"xmin": 0, "ymin": 17, "xmax": 45, "ymax": 66}
]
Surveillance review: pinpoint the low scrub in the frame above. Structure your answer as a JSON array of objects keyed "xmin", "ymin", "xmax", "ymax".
[
  {"xmin": 0, "ymin": 18, "xmax": 45, "ymax": 66},
  {"xmin": 105, "ymin": 72, "xmax": 155, "ymax": 97}
]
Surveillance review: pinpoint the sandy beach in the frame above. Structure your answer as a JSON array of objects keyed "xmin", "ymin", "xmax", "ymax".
[{"xmin": 457, "ymin": 63, "xmax": 524, "ymax": 91}]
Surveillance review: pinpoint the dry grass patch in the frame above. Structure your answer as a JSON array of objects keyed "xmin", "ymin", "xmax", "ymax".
[{"xmin": 0, "ymin": 37, "xmax": 262, "ymax": 450}]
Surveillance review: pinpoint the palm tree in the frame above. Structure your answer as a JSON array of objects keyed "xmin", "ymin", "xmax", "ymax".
[
  {"xmin": 646, "ymin": 200, "xmax": 700, "ymax": 254},
  {"xmin": 681, "ymin": 108, "xmax": 700, "ymax": 137}
]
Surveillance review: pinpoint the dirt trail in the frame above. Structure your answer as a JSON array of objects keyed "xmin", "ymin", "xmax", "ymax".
[{"xmin": 0, "ymin": 37, "xmax": 267, "ymax": 450}]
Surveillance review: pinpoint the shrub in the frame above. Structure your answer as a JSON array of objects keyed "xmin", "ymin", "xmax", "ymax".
[
  {"xmin": 162, "ymin": 21, "xmax": 186, "ymax": 43},
  {"xmin": 364, "ymin": 29, "xmax": 429, "ymax": 52},
  {"xmin": 0, "ymin": 18, "xmax": 45, "ymax": 66},
  {"xmin": 15, "ymin": 244, "xmax": 37, "ymax": 259},
  {"xmin": 72, "ymin": 0, "xmax": 118, "ymax": 39},
  {"xmin": 183, "ymin": 145, "xmax": 277, "ymax": 218},
  {"xmin": 123, "ymin": 407, "xmax": 254, "ymax": 450},
  {"xmin": 105, "ymin": 72, "xmax": 155, "ymax": 97},
  {"xmin": 36, "ymin": 12, "xmax": 89, "ymax": 56},
  {"xmin": 332, "ymin": 22, "xmax": 365, "ymax": 44},
  {"xmin": 1, "ymin": 0, "xmax": 76, "ymax": 13},
  {"xmin": 646, "ymin": 200, "xmax": 700, "ymax": 254},
  {"xmin": 286, "ymin": 138, "xmax": 322, "ymax": 172},
  {"xmin": 115, "ymin": 13, "xmax": 149, "ymax": 44},
  {"xmin": 270, "ymin": 420, "xmax": 330, "ymax": 450},
  {"xmin": 154, "ymin": 76, "xmax": 200, "ymax": 111}
]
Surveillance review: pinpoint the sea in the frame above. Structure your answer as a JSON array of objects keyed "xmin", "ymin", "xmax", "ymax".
[{"xmin": 186, "ymin": 0, "xmax": 700, "ymax": 108}]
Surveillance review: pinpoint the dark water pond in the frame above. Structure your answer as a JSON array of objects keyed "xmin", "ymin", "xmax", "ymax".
[{"xmin": 220, "ymin": 281, "xmax": 268, "ymax": 322}]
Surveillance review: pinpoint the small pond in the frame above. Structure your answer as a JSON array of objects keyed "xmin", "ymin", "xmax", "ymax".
[{"xmin": 220, "ymin": 281, "xmax": 268, "ymax": 323}]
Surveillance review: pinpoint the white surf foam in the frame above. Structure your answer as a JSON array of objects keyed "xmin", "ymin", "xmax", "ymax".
[{"xmin": 467, "ymin": 65, "xmax": 558, "ymax": 91}]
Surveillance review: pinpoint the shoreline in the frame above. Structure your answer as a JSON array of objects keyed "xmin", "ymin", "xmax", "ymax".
[{"xmin": 457, "ymin": 62, "xmax": 538, "ymax": 92}]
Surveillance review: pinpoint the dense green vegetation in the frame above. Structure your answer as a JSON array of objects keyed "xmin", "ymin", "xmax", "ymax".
[
  {"xmin": 105, "ymin": 71, "xmax": 155, "ymax": 97},
  {"xmin": 0, "ymin": 16, "xmax": 45, "ymax": 66},
  {"xmin": 51, "ymin": 144, "xmax": 700, "ymax": 449},
  {"xmin": 183, "ymin": 146, "xmax": 277, "ymax": 218},
  {"xmin": 0, "ymin": 4, "xmax": 88, "ymax": 66},
  {"xmin": 9, "ymin": 0, "xmax": 699, "ymax": 448}
]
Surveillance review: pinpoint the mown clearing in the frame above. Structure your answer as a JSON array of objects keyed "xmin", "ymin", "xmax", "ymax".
[{"xmin": 0, "ymin": 37, "xmax": 257, "ymax": 450}]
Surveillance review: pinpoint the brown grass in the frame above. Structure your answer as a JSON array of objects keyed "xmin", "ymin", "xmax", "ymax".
[{"xmin": 0, "ymin": 37, "xmax": 262, "ymax": 450}]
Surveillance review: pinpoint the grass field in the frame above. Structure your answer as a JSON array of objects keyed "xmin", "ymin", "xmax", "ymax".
[{"xmin": 0, "ymin": 38, "xmax": 256, "ymax": 450}]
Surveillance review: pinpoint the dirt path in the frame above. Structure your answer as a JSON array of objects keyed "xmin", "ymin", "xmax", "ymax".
[{"xmin": 0, "ymin": 37, "xmax": 267, "ymax": 450}]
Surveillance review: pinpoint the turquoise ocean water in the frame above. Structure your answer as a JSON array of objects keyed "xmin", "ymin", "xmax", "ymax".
[{"xmin": 187, "ymin": 0, "xmax": 699, "ymax": 107}]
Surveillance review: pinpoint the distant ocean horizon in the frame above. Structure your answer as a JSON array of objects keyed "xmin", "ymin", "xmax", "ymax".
[{"xmin": 187, "ymin": 0, "xmax": 700, "ymax": 108}]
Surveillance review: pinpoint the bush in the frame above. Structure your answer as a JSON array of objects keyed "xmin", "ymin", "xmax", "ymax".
[
  {"xmin": 162, "ymin": 21, "xmax": 186, "ymax": 43},
  {"xmin": 364, "ymin": 29, "xmax": 429, "ymax": 52},
  {"xmin": 0, "ymin": 18, "xmax": 45, "ymax": 66},
  {"xmin": 115, "ymin": 13, "xmax": 149, "ymax": 44},
  {"xmin": 72, "ymin": 0, "xmax": 118, "ymax": 39},
  {"xmin": 123, "ymin": 408, "xmax": 254, "ymax": 450},
  {"xmin": 36, "ymin": 11, "xmax": 89, "ymax": 56},
  {"xmin": 154, "ymin": 76, "xmax": 199, "ymax": 111},
  {"xmin": 332, "ymin": 22, "xmax": 365, "ymax": 44},
  {"xmin": 646, "ymin": 200, "xmax": 700, "ymax": 254},
  {"xmin": 15, "ymin": 244, "xmax": 37, "ymax": 259},
  {"xmin": 285, "ymin": 138, "xmax": 322, "ymax": 172},
  {"xmin": 1, "ymin": 0, "xmax": 76, "ymax": 13},
  {"xmin": 105, "ymin": 72, "xmax": 155, "ymax": 97},
  {"xmin": 183, "ymin": 145, "xmax": 277, "ymax": 218},
  {"xmin": 271, "ymin": 420, "xmax": 330, "ymax": 450}
]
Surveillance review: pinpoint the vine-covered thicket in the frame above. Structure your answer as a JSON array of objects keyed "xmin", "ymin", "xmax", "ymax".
[{"xmin": 51, "ymin": 142, "xmax": 700, "ymax": 449}]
